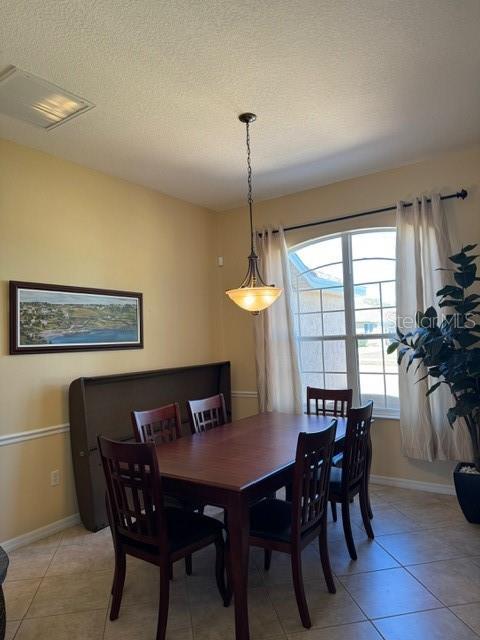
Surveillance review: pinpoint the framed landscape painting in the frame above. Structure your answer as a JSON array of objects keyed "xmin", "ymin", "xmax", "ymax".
[{"xmin": 10, "ymin": 281, "xmax": 143, "ymax": 354}]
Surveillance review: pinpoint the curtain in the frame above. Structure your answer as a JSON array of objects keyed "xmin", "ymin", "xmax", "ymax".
[
  {"xmin": 254, "ymin": 227, "xmax": 302, "ymax": 414},
  {"xmin": 396, "ymin": 194, "xmax": 472, "ymax": 461}
]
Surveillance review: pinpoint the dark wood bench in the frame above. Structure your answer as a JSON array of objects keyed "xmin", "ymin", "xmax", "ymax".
[{"xmin": 69, "ymin": 361, "xmax": 231, "ymax": 531}]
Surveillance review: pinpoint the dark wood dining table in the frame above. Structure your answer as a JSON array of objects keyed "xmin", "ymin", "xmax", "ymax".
[{"xmin": 156, "ymin": 411, "xmax": 347, "ymax": 640}]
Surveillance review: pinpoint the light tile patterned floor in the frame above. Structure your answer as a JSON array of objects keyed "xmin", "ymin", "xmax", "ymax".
[{"xmin": 4, "ymin": 485, "xmax": 480, "ymax": 640}]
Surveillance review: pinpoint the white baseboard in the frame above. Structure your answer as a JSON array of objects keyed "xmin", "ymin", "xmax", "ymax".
[
  {"xmin": 371, "ymin": 474, "xmax": 455, "ymax": 496},
  {"xmin": 1, "ymin": 513, "xmax": 80, "ymax": 552}
]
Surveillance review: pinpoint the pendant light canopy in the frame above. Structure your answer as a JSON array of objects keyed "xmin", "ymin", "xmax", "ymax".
[{"xmin": 225, "ymin": 113, "xmax": 282, "ymax": 313}]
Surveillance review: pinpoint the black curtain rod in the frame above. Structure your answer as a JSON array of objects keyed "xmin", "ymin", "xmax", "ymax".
[{"xmin": 266, "ymin": 188, "xmax": 468, "ymax": 235}]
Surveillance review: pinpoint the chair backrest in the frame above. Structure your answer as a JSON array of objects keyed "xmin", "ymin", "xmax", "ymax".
[
  {"xmin": 342, "ymin": 402, "xmax": 374, "ymax": 492},
  {"xmin": 306, "ymin": 387, "xmax": 353, "ymax": 417},
  {"xmin": 131, "ymin": 403, "xmax": 182, "ymax": 444},
  {"xmin": 98, "ymin": 436, "xmax": 167, "ymax": 550},
  {"xmin": 187, "ymin": 393, "xmax": 227, "ymax": 434},
  {"xmin": 291, "ymin": 420, "xmax": 337, "ymax": 539}
]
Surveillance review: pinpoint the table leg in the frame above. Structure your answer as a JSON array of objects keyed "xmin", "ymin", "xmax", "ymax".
[{"xmin": 227, "ymin": 492, "xmax": 250, "ymax": 640}]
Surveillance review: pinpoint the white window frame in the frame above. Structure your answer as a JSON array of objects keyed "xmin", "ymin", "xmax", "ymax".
[{"xmin": 290, "ymin": 227, "xmax": 399, "ymax": 419}]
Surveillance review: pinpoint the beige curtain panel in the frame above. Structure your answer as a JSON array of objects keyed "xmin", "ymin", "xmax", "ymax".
[
  {"xmin": 254, "ymin": 227, "xmax": 302, "ymax": 414},
  {"xmin": 396, "ymin": 194, "xmax": 472, "ymax": 462}
]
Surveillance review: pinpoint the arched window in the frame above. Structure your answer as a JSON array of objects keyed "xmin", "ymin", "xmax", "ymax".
[{"xmin": 289, "ymin": 228, "xmax": 398, "ymax": 417}]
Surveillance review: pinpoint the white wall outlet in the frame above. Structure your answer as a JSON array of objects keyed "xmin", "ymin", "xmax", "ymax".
[
  {"xmin": 50, "ymin": 469, "xmax": 60, "ymax": 486},
  {"xmin": 217, "ymin": 256, "xmax": 224, "ymax": 267}
]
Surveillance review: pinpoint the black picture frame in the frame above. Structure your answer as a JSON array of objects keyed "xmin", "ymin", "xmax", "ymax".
[{"xmin": 9, "ymin": 281, "xmax": 144, "ymax": 354}]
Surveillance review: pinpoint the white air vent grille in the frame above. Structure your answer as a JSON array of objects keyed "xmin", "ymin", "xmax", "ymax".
[{"xmin": 0, "ymin": 66, "xmax": 94, "ymax": 130}]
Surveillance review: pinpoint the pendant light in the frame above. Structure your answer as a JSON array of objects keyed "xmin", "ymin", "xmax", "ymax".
[{"xmin": 225, "ymin": 113, "xmax": 283, "ymax": 314}]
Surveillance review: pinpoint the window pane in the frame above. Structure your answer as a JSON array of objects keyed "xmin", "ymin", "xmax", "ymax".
[
  {"xmin": 325, "ymin": 373, "xmax": 348, "ymax": 389},
  {"xmin": 300, "ymin": 341, "xmax": 323, "ymax": 372},
  {"xmin": 360, "ymin": 374, "xmax": 386, "ymax": 408},
  {"xmin": 296, "ymin": 237, "xmax": 342, "ymax": 270},
  {"xmin": 303, "ymin": 372, "xmax": 325, "ymax": 391},
  {"xmin": 358, "ymin": 339, "xmax": 383, "ymax": 373},
  {"xmin": 299, "ymin": 289, "xmax": 321, "ymax": 313},
  {"xmin": 355, "ymin": 309, "xmax": 382, "ymax": 334},
  {"xmin": 354, "ymin": 283, "xmax": 380, "ymax": 309},
  {"xmin": 324, "ymin": 340, "xmax": 346, "ymax": 371},
  {"xmin": 293, "ymin": 313, "xmax": 299, "ymax": 336},
  {"xmin": 300, "ymin": 313, "xmax": 322, "ymax": 337},
  {"xmin": 323, "ymin": 312, "xmax": 346, "ymax": 336},
  {"xmin": 352, "ymin": 231, "xmax": 396, "ymax": 260},
  {"xmin": 295, "ymin": 271, "xmax": 315, "ymax": 290},
  {"xmin": 386, "ymin": 374, "xmax": 400, "ymax": 410},
  {"xmin": 312, "ymin": 263, "xmax": 344, "ymax": 286},
  {"xmin": 381, "ymin": 281, "xmax": 396, "ymax": 307},
  {"xmin": 382, "ymin": 308, "xmax": 397, "ymax": 334},
  {"xmin": 383, "ymin": 339, "xmax": 399, "ymax": 373},
  {"xmin": 353, "ymin": 259, "xmax": 396, "ymax": 284},
  {"xmin": 322, "ymin": 287, "xmax": 344, "ymax": 311}
]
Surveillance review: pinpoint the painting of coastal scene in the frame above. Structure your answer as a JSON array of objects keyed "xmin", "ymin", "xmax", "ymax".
[{"xmin": 10, "ymin": 282, "xmax": 143, "ymax": 353}]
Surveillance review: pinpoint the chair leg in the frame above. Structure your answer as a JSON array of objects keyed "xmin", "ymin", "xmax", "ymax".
[
  {"xmin": 291, "ymin": 548, "xmax": 311, "ymax": 629},
  {"xmin": 110, "ymin": 548, "xmax": 126, "ymax": 620},
  {"xmin": 264, "ymin": 549, "xmax": 272, "ymax": 571},
  {"xmin": 366, "ymin": 483, "xmax": 373, "ymax": 519},
  {"xmin": 341, "ymin": 499, "xmax": 357, "ymax": 561},
  {"xmin": 318, "ymin": 525, "xmax": 336, "ymax": 594},
  {"xmin": 185, "ymin": 554, "xmax": 193, "ymax": 576},
  {"xmin": 330, "ymin": 500, "xmax": 337, "ymax": 522},
  {"xmin": 156, "ymin": 563, "xmax": 170, "ymax": 640},
  {"xmin": 214, "ymin": 534, "xmax": 231, "ymax": 607},
  {"xmin": 360, "ymin": 486, "xmax": 374, "ymax": 539}
]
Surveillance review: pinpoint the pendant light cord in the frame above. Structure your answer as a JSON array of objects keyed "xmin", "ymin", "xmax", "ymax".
[{"xmin": 245, "ymin": 120, "xmax": 255, "ymax": 255}]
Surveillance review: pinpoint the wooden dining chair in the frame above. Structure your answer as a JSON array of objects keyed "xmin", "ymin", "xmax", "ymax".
[
  {"xmin": 329, "ymin": 402, "xmax": 374, "ymax": 560},
  {"xmin": 306, "ymin": 386, "xmax": 352, "ymax": 418},
  {"xmin": 248, "ymin": 421, "xmax": 337, "ymax": 629},
  {"xmin": 131, "ymin": 402, "xmax": 203, "ymax": 576},
  {"xmin": 306, "ymin": 385, "xmax": 352, "ymax": 466},
  {"xmin": 187, "ymin": 393, "xmax": 228, "ymax": 434},
  {"xmin": 98, "ymin": 436, "xmax": 230, "ymax": 640},
  {"xmin": 131, "ymin": 402, "xmax": 182, "ymax": 445}
]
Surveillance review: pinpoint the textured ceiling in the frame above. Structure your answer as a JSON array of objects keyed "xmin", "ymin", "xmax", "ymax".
[{"xmin": 1, "ymin": 0, "xmax": 480, "ymax": 211}]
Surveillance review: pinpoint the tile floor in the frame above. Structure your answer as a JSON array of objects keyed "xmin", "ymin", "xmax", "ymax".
[{"xmin": 4, "ymin": 485, "xmax": 480, "ymax": 639}]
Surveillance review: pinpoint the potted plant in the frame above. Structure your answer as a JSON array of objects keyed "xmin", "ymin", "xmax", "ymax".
[{"xmin": 388, "ymin": 244, "xmax": 480, "ymax": 524}]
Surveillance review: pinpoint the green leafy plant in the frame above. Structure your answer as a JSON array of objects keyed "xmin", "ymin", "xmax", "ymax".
[{"xmin": 388, "ymin": 244, "xmax": 480, "ymax": 471}]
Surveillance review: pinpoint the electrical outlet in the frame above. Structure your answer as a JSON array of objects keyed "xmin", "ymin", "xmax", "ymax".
[{"xmin": 50, "ymin": 469, "xmax": 60, "ymax": 486}]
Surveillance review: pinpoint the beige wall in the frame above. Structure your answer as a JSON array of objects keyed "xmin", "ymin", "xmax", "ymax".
[
  {"xmin": 217, "ymin": 145, "xmax": 480, "ymax": 487},
  {"xmin": 0, "ymin": 138, "xmax": 220, "ymax": 542}
]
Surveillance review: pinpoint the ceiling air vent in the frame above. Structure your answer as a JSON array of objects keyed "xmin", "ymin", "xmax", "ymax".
[{"xmin": 0, "ymin": 66, "xmax": 94, "ymax": 130}]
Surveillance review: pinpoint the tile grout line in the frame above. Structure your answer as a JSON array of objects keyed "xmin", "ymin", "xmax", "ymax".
[
  {"xmin": 15, "ymin": 533, "xmax": 64, "ymax": 628},
  {"xmin": 447, "ymin": 604, "xmax": 480, "ymax": 639}
]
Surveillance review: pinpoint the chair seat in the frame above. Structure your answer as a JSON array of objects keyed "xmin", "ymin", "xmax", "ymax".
[
  {"xmin": 165, "ymin": 495, "xmax": 204, "ymax": 513},
  {"xmin": 250, "ymin": 498, "xmax": 293, "ymax": 542},
  {"xmin": 329, "ymin": 467, "xmax": 362, "ymax": 500},
  {"xmin": 121, "ymin": 506, "xmax": 223, "ymax": 555},
  {"xmin": 166, "ymin": 507, "xmax": 223, "ymax": 552},
  {"xmin": 329, "ymin": 466, "xmax": 343, "ymax": 493}
]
